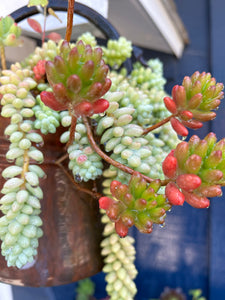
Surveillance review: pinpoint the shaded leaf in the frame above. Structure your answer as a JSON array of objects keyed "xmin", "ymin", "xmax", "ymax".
[{"xmin": 27, "ymin": 18, "xmax": 42, "ymax": 34}]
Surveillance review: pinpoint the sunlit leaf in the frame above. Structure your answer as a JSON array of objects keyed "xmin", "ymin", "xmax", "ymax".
[
  {"xmin": 27, "ymin": 18, "xmax": 42, "ymax": 34},
  {"xmin": 48, "ymin": 8, "xmax": 62, "ymax": 23},
  {"xmin": 28, "ymin": 0, "xmax": 48, "ymax": 7}
]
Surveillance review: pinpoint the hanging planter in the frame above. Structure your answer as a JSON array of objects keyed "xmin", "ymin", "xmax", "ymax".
[{"xmin": 0, "ymin": 115, "xmax": 103, "ymax": 286}]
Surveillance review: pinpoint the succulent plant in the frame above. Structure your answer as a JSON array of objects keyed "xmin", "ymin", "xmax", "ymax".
[
  {"xmin": 40, "ymin": 40, "xmax": 111, "ymax": 117},
  {"xmin": 163, "ymin": 133, "xmax": 225, "ymax": 208},
  {"xmin": 101, "ymin": 212, "xmax": 137, "ymax": 300},
  {"xmin": 99, "ymin": 172, "xmax": 171, "ymax": 237},
  {"xmin": 164, "ymin": 72, "xmax": 224, "ymax": 136},
  {"xmin": 0, "ymin": 64, "xmax": 43, "ymax": 268},
  {"xmin": 101, "ymin": 37, "xmax": 132, "ymax": 69},
  {"xmin": 0, "ymin": 16, "xmax": 22, "ymax": 47}
]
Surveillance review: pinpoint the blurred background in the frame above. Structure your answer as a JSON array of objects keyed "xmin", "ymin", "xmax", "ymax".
[{"xmin": 1, "ymin": 0, "xmax": 225, "ymax": 299}]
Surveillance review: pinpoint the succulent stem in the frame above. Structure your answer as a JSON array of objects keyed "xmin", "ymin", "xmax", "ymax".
[
  {"xmin": 55, "ymin": 160, "xmax": 102, "ymax": 199},
  {"xmin": 55, "ymin": 153, "xmax": 69, "ymax": 165},
  {"xmin": 143, "ymin": 114, "xmax": 175, "ymax": 135},
  {"xmin": 42, "ymin": 5, "xmax": 47, "ymax": 46},
  {"xmin": 67, "ymin": 113, "xmax": 77, "ymax": 147},
  {"xmin": 21, "ymin": 149, "xmax": 30, "ymax": 188},
  {"xmin": 83, "ymin": 116, "xmax": 155, "ymax": 183},
  {"xmin": 65, "ymin": 0, "xmax": 75, "ymax": 42},
  {"xmin": 0, "ymin": 45, "xmax": 6, "ymax": 70}
]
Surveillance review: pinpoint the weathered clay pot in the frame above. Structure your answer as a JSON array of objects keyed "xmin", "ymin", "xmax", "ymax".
[{"xmin": 0, "ymin": 116, "xmax": 103, "ymax": 286}]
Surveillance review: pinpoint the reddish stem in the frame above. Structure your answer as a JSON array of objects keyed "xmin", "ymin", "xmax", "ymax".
[
  {"xmin": 67, "ymin": 114, "xmax": 77, "ymax": 147},
  {"xmin": 143, "ymin": 114, "xmax": 175, "ymax": 135},
  {"xmin": 65, "ymin": 0, "xmax": 75, "ymax": 42},
  {"xmin": 42, "ymin": 5, "xmax": 47, "ymax": 46},
  {"xmin": 55, "ymin": 161, "xmax": 102, "ymax": 199},
  {"xmin": 55, "ymin": 153, "xmax": 69, "ymax": 164},
  {"xmin": 83, "ymin": 116, "xmax": 155, "ymax": 183}
]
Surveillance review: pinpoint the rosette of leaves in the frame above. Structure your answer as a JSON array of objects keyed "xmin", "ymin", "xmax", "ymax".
[
  {"xmin": 162, "ymin": 133, "xmax": 225, "ymax": 208},
  {"xmin": 0, "ymin": 16, "xmax": 22, "ymax": 47},
  {"xmin": 163, "ymin": 71, "xmax": 224, "ymax": 136},
  {"xmin": 99, "ymin": 172, "xmax": 171, "ymax": 237},
  {"xmin": 40, "ymin": 40, "xmax": 111, "ymax": 117}
]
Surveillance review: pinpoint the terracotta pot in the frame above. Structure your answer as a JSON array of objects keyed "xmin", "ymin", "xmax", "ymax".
[{"xmin": 0, "ymin": 116, "xmax": 103, "ymax": 287}]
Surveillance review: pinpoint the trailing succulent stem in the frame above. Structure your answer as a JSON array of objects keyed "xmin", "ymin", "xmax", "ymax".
[{"xmin": 0, "ymin": 64, "xmax": 44, "ymax": 268}]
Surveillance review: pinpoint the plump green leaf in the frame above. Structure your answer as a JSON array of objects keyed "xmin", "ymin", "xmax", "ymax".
[{"xmin": 28, "ymin": 0, "xmax": 48, "ymax": 7}]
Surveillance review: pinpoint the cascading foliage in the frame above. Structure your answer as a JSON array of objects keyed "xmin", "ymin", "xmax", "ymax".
[{"xmin": 0, "ymin": 64, "xmax": 44, "ymax": 268}]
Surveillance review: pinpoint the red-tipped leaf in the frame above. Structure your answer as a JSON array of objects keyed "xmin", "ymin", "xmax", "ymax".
[
  {"xmin": 176, "ymin": 174, "xmax": 202, "ymax": 192},
  {"xmin": 40, "ymin": 91, "xmax": 68, "ymax": 111},
  {"xmin": 162, "ymin": 154, "xmax": 178, "ymax": 179},
  {"xmin": 115, "ymin": 219, "xmax": 129, "ymax": 237},
  {"xmin": 171, "ymin": 117, "xmax": 189, "ymax": 136},
  {"xmin": 93, "ymin": 99, "xmax": 109, "ymax": 114},
  {"xmin": 99, "ymin": 196, "xmax": 114, "ymax": 210},
  {"xmin": 183, "ymin": 191, "xmax": 210, "ymax": 208},
  {"xmin": 165, "ymin": 182, "xmax": 185, "ymax": 206},
  {"xmin": 163, "ymin": 96, "xmax": 177, "ymax": 114}
]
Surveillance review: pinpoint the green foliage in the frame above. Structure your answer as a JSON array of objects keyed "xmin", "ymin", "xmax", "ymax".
[
  {"xmin": 60, "ymin": 112, "xmax": 103, "ymax": 182},
  {"xmin": 189, "ymin": 289, "xmax": 206, "ymax": 300},
  {"xmin": 129, "ymin": 59, "xmax": 166, "ymax": 91},
  {"xmin": 28, "ymin": 0, "xmax": 48, "ymax": 7},
  {"xmin": 76, "ymin": 278, "xmax": 95, "ymax": 300},
  {"xmin": 0, "ymin": 64, "xmax": 43, "ymax": 268},
  {"xmin": 101, "ymin": 213, "xmax": 137, "ymax": 300},
  {"xmin": 77, "ymin": 32, "xmax": 97, "ymax": 48},
  {"xmin": 102, "ymin": 37, "xmax": 132, "ymax": 69},
  {"xmin": 0, "ymin": 16, "xmax": 22, "ymax": 47}
]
